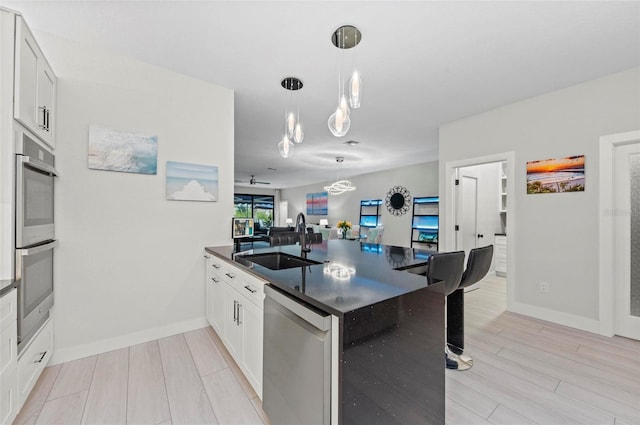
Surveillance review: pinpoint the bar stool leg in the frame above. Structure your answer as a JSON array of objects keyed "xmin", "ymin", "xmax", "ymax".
[{"xmin": 446, "ymin": 288, "xmax": 473, "ymax": 370}]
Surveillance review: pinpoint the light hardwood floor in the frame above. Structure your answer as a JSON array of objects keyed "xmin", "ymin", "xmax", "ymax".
[{"xmin": 13, "ymin": 276, "xmax": 640, "ymax": 425}]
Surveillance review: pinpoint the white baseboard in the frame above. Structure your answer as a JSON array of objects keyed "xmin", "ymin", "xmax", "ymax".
[
  {"xmin": 511, "ymin": 301, "xmax": 599, "ymax": 334},
  {"xmin": 50, "ymin": 317, "xmax": 209, "ymax": 365}
]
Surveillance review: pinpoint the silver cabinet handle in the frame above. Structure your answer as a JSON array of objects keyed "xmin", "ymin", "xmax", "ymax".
[
  {"xmin": 46, "ymin": 108, "xmax": 51, "ymax": 131},
  {"xmin": 212, "ymin": 263, "xmax": 220, "ymax": 269},
  {"xmin": 236, "ymin": 303, "xmax": 242, "ymax": 325},
  {"xmin": 233, "ymin": 300, "xmax": 237, "ymax": 322},
  {"xmin": 244, "ymin": 285, "xmax": 257, "ymax": 294},
  {"xmin": 211, "ymin": 277, "xmax": 219, "ymax": 283},
  {"xmin": 225, "ymin": 272, "xmax": 235, "ymax": 279},
  {"xmin": 204, "ymin": 255, "xmax": 210, "ymax": 259},
  {"xmin": 34, "ymin": 351, "xmax": 47, "ymax": 363},
  {"xmin": 38, "ymin": 106, "xmax": 47, "ymax": 129}
]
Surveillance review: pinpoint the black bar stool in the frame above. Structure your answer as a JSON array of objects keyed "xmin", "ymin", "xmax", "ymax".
[
  {"xmin": 446, "ymin": 245, "xmax": 494, "ymax": 370},
  {"xmin": 425, "ymin": 250, "xmax": 466, "ymax": 370}
]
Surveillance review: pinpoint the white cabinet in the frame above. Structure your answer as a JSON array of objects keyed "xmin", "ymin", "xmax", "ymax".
[
  {"xmin": 17, "ymin": 317, "xmax": 53, "ymax": 409},
  {"xmin": 204, "ymin": 252, "xmax": 265, "ymax": 399},
  {"xmin": 14, "ymin": 15, "xmax": 56, "ymax": 148},
  {"xmin": 495, "ymin": 235, "xmax": 507, "ymax": 277},
  {"xmin": 0, "ymin": 288, "xmax": 17, "ymax": 425}
]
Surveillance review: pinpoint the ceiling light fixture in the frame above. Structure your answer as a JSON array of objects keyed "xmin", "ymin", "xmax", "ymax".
[
  {"xmin": 328, "ymin": 25, "xmax": 362, "ymax": 138},
  {"xmin": 324, "ymin": 157, "xmax": 357, "ymax": 195},
  {"xmin": 278, "ymin": 77, "xmax": 304, "ymax": 158}
]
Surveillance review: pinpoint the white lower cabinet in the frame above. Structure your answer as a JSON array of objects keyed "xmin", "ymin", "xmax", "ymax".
[
  {"xmin": 204, "ymin": 253, "xmax": 265, "ymax": 399},
  {"xmin": 0, "ymin": 365, "xmax": 17, "ymax": 425},
  {"xmin": 17, "ymin": 317, "xmax": 53, "ymax": 409},
  {"xmin": 0, "ymin": 288, "xmax": 17, "ymax": 425}
]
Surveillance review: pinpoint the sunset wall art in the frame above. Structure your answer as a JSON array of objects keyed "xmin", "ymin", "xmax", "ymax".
[{"xmin": 526, "ymin": 155, "xmax": 585, "ymax": 194}]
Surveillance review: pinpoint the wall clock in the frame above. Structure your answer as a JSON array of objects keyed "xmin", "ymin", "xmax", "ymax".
[{"xmin": 385, "ymin": 186, "xmax": 412, "ymax": 216}]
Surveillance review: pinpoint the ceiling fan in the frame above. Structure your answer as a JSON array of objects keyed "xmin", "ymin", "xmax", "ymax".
[{"xmin": 236, "ymin": 175, "xmax": 271, "ymax": 185}]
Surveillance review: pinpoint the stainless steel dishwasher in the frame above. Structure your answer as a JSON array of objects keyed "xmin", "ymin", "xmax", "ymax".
[{"xmin": 263, "ymin": 284, "xmax": 333, "ymax": 425}]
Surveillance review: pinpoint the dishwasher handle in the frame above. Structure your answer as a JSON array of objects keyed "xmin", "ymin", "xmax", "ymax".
[{"xmin": 264, "ymin": 285, "xmax": 331, "ymax": 331}]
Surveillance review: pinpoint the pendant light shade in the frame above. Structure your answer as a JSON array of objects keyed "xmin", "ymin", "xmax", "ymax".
[
  {"xmin": 278, "ymin": 136, "xmax": 294, "ymax": 158},
  {"xmin": 293, "ymin": 122, "xmax": 304, "ymax": 144},
  {"xmin": 286, "ymin": 112, "xmax": 296, "ymax": 139},
  {"xmin": 328, "ymin": 107, "xmax": 351, "ymax": 137},
  {"xmin": 349, "ymin": 70, "xmax": 361, "ymax": 109}
]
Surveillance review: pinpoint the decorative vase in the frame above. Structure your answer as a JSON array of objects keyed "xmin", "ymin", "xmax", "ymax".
[{"xmin": 342, "ymin": 229, "xmax": 347, "ymax": 239}]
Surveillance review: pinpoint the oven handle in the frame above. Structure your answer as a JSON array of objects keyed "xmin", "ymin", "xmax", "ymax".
[
  {"xmin": 19, "ymin": 155, "xmax": 59, "ymax": 177},
  {"xmin": 18, "ymin": 241, "xmax": 57, "ymax": 256}
]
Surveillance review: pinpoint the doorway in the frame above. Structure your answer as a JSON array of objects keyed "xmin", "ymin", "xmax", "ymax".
[{"xmin": 445, "ymin": 152, "xmax": 515, "ymax": 310}]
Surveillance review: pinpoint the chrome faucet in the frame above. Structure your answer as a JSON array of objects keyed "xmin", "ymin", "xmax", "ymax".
[{"xmin": 296, "ymin": 212, "xmax": 311, "ymax": 253}]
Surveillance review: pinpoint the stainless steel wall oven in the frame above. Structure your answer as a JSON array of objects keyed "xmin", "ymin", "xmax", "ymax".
[{"xmin": 15, "ymin": 124, "xmax": 58, "ymax": 353}]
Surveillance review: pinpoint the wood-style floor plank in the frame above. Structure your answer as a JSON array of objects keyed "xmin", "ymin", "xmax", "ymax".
[
  {"xmin": 13, "ymin": 364, "xmax": 61, "ymax": 425},
  {"xmin": 486, "ymin": 404, "xmax": 537, "ymax": 425},
  {"xmin": 127, "ymin": 340, "xmax": 171, "ymax": 425},
  {"xmin": 201, "ymin": 368, "xmax": 263, "ymax": 425},
  {"xmin": 81, "ymin": 348, "xmax": 129, "ymax": 425},
  {"xmin": 184, "ymin": 327, "xmax": 227, "ymax": 377},
  {"xmin": 158, "ymin": 334, "xmax": 218, "ymax": 425},
  {"xmin": 445, "ymin": 398, "xmax": 491, "ymax": 425},
  {"xmin": 34, "ymin": 391, "xmax": 87, "ymax": 425},
  {"xmin": 46, "ymin": 356, "xmax": 96, "ymax": 401}
]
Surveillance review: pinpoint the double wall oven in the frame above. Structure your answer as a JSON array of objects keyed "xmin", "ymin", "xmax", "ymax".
[{"xmin": 14, "ymin": 124, "xmax": 58, "ymax": 353}]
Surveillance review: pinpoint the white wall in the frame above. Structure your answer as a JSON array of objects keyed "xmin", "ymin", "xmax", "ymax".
[
  {"xmin": 440, "ymin": 68, "xmax": 640, "ymax": 331},
  {"xmin": 37, "ymin": 32, "xmax": 234, "ymax": 363},
  {"xmin": 281, "ymin": 161, "xmax": 438, "ymax": 247}
]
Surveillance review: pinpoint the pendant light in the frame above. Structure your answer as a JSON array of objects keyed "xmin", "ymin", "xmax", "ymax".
[
  {"xmin": 328, "ymin": 25, "xmax": 362, "ymax": 137},
  {"xmin": 278, "ymin": 77, "xmax": 304, "ymax": 158},
  {"xmin": 324, "ymin": 157, "xmax": 357, "ymax": 195}
]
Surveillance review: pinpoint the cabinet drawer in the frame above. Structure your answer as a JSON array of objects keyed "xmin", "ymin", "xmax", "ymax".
[
  {"xmin": 0, "ymin": 365, "xmax": 17, "ymax": 425},
  {"xmin": 223, "ymin": 266, "xmax": 265, "ymax": 308},
  {"xmin": 0, "ymin": 320, "xmax": 17, "ymax": 376},
  {"xmin": 17, "ymin": 318, "xmax": 53, "ymax": 409},
  {"xmin": 0, "ymin": 289, "xmax": 17, "ymax": 331}
]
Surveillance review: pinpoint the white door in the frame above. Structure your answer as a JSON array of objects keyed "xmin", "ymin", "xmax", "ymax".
[
  {"xmin": 457, "ymin": 175, "xmax": 478, "ymax": 254},
  {"xmin": 614, "ymin": 142, "xmax": 640, "ymax": 340}
]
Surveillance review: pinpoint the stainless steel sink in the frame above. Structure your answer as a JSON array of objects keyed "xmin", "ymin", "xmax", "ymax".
[
  {"xmin": 394, "ymin": 262, "xmax": 428, "ymax": 276},
  {"xmin": 239, "ymin": 252, "xmax": 322, "ymax": 270}
]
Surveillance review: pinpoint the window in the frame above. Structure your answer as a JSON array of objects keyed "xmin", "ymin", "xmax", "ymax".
[{"xmin": 234, "ymin": 194, "xmax": 274, "ymax": 230}]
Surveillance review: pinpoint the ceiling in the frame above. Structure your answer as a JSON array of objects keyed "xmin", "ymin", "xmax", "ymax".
[{"xmin": 4, "ymin": 1, "xmax": 639, "ymax": 188}]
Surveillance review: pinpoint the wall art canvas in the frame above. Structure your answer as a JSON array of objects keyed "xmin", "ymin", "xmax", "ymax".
[
  {"xmin": 88, "ymin": 125, "xmax": 158, "ymax": 174},
  {"xmin": 527, "ymin": 155, "xmax": 585, "ymax": 194},
  {"xmin": 166, "ymin": 161, "xmax": 218, "ymax": 202},
  {"xmin": 306, "ymin": 192, "xmax": 328, "ymax": 215}
]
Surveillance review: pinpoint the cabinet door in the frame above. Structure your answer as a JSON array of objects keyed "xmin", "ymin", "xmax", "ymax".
[
  {"xmin": 37, "ymin": 62, "xmax": 56, "ymax": 147},
  {"xmin": 240, "ymin": 299, "xmax": 263, "ymax": 398},
  {"xmin": 14, "ymin": 17, "xmax": 39, "ymax": 132},
  {"xmin": 14, "ymin": 17, "xmax": 56, "ymax": 148},
  {"xmin": 209, "ymin": 275, "xmax": 225, "ymax": 334},
  {"xmin": 223, "ymin": 286, "xmax": 243, "ymax": 361}
]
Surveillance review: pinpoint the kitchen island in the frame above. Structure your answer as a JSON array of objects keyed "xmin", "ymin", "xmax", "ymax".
[{"xmin": 205, "ymin": 240, "xmax": 444, "ymax": 425}]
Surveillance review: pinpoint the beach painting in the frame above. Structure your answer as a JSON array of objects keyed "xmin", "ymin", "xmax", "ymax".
[
  {"xmin": 166, "ymin": 161, "xmax": 218, "ymax": 202},
  {"xmin": 526, "ymin": 155, "xmax": 585, "ymax": 194},
  {"xmin": 88, "ymin": 126, "xmax": 158, "ymax": 174}
]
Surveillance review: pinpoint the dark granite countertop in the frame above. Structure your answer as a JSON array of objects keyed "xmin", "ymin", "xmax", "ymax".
[{"xmin": 205, "ymin": 240, "xmax": 437, "ymax": 317}]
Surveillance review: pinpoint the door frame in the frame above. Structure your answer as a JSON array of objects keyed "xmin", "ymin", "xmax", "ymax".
[
  {"xmin": 444, "ymin": 151, "xmax": 515, "ymax": 311},
  {"xmin": 598, "ymin": 130, "xmax": 640, "ymax": 337}
]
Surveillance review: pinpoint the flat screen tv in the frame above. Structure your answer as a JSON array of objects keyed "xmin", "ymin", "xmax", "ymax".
[{"xmin": 232, "ymin": 217, "xmax": 254, "ymax": 238}]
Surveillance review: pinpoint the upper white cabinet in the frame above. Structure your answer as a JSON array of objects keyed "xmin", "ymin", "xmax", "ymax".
[{"xmin": 14, "ymin": 15, "xmax": 56, "ymax": 148}]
